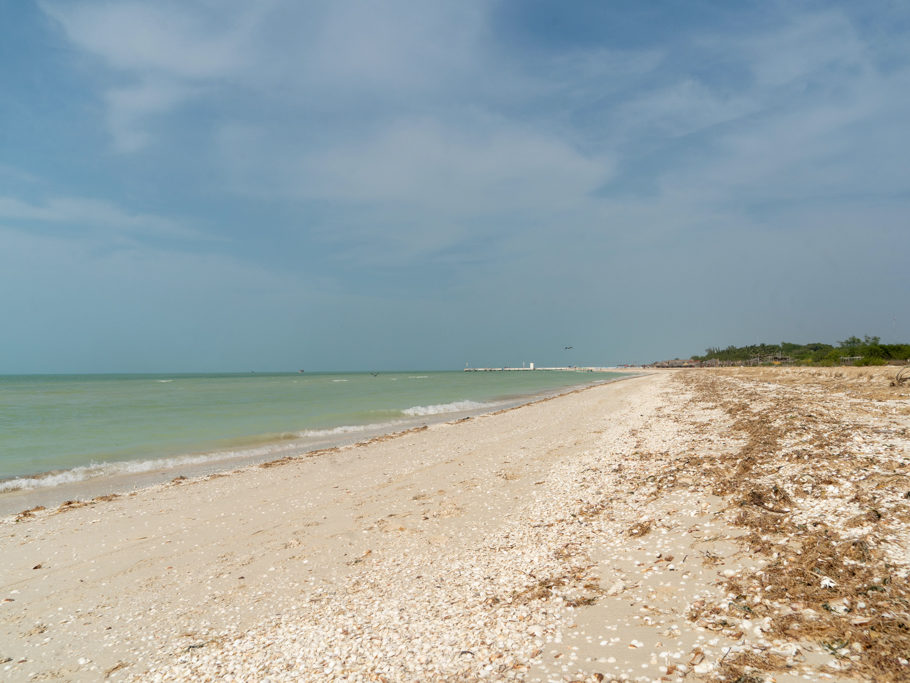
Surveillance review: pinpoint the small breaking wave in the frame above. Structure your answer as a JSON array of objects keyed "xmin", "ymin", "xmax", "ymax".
[
  {"xmin": 0, "ymin": 443, "xmax": 296, "ymax": 494},
  {"xmin": 402, "ymin": 400, "xmax": 490, "ymax": 416},
  {"xmin": 296, "ymin": 421, "xmax": 405, "ymax": 438},
  {"xmin": 0, "ymin": 394, "xmax": 532, "ymax": 496},
  {"xmin": 0, "ymin": 419, "xmax": 420, "ymax": 494}
]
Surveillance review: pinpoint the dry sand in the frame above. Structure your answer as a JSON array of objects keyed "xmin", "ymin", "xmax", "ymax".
[{"xmin": 1, "ymin": 367, "xmax": 908, "ymax": 682}]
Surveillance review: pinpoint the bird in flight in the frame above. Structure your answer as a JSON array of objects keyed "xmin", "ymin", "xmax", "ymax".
[{"xmin": 564, "ymin": 346, "xmax": 573, "ymax": 350}]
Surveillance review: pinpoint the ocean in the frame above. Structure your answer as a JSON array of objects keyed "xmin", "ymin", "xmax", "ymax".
[{"xmin": 0, "ymin": 370, "xmax": 624, "ymax": 496}]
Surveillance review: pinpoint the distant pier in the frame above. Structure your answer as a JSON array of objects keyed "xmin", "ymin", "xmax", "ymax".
[{"xmin": 464, "ymin": 366, "xmax": 615, "ymax": 372}]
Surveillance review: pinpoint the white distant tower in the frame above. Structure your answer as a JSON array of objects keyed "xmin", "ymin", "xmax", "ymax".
[{"xmin": 529, "ymin": 362, "xmax": 535, "ymax": 370}]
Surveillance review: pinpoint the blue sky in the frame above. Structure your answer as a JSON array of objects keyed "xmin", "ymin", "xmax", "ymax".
[{"xmin": 1, "ymin": 1, "xmax": 908, "ymax": 372}]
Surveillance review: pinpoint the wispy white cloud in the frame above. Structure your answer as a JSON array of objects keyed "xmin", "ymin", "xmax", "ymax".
[
  {"xmin": 39, "ymin": 1, "xmax": 493, "ymax": 151},
  {"xmin": 40, "ymin": 3, "xmax": 910, "ymax": 227},
  {"xmin": 736, "ymin": 12, "xmax": 868, "ymax": 88},
  {"xmin": 293, "ymin": 120, "xmax": 607, "ymax": 209},
  {"xmin": 39, "ymin": 0, "xmax": 263, "ymax": 152},
  {"xmin": 0, "ymin": 163, "xmax": 42, "ymax": 184},
  {"xmin": 305, "ymin": 2, "xmax": 487, "ymax": 94},
  {"xmin": 606, "ymin": 78, "xmax": 755, "ymax": 146},
  {"xmin": 216, "ymin": 116, "xmax": 612, "ymax": 263},
  {"xmin": 104, "ymin": 79, "xmax": 194, "ymax": 152},
  {"xmin": 586, "ymin": 9, "xmax": 910, "ymax": 215},
  {"xmin": 0, "ymin": 195, "xmax": 203, "ymax": 240},
  {"xmin": 598, "ymin": 11, "xmax": 881, "ymax": 152},
  {"xmin": 39, "ymin": 0, "xmax": 250, "ymax": 78}
]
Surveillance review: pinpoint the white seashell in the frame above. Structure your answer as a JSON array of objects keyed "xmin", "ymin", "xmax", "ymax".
[{"xmin": 605, "ymin": 580, "xmax": 625, "ymax": 596}]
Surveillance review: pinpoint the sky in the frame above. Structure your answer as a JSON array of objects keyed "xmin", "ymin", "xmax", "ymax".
[{"xmin": 1, "ymin": 0, "xmax": 908, "ymax": 372}]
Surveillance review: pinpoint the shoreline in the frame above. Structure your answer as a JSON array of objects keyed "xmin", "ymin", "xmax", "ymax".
[
  {"xmin": 3, "ymin": 367, "xmax": 905, "ymax": 681},
  {"xmin": 0, "ymin": 371, "xmax": 640, "ymax": 518}
]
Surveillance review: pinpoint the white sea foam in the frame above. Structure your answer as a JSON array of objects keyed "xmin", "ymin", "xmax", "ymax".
[
  {"xmin": 7, "ymin": 461, "xmax": 187, "ymax": 493},
  {"xmin": 0, "ymin": 443, "xmax": 302, "ymax": 493},
  {"xmin": 155, "ymin": 379, "xmax": 174, "ymax": 383},
  {"xmin": 401, "ymin": 400, "xmax": 490, "ymax": 416},
  {"xmin": 331, "ymin": 379, "xmax": 349, "ymax": 383},
  {"xmin": 408, "ymin": 376, "xmax": 429, "ymax": 379},
  {"xmin": 296, "ymin": 421, "xmax": 405, "ymax": 438},
  {"xmin": 0, "ymin": 415, "xmax": 463, "ymax": 494}
]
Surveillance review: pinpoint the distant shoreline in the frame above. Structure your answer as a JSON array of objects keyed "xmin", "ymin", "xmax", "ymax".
[{"xmin": 464, "ymin": 366, "xmax": 623, "ymax": 372}]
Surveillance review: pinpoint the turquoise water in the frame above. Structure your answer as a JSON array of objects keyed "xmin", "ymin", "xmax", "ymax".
[{"xmin": 0, "ymin": 371, "xmax": 621, "ymax": 491}]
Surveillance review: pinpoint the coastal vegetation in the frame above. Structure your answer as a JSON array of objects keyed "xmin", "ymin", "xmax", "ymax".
[{"xmin": 693, "ymin": 336, "xmax": 910, "ymax": 366}]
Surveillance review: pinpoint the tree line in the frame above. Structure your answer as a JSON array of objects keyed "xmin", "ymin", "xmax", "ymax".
[{"xmin": 693, "ymin": 336, "xmax": 910, "ymax": 366}]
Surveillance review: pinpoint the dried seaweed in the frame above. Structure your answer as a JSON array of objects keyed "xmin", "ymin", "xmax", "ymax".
[{"xmin": 676, "ymin": 369, "xmax": 910, "ymax": 681}]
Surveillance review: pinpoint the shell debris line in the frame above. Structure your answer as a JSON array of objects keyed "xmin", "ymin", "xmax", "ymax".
[{"xmin": 0, "ymin": 367, "xmax": 907, "ymax": 682}]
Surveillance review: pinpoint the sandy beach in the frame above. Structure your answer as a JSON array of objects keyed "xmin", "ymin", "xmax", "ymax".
[{"xmin": 2, "ymin": 367, "xmax": 909, "ymax": 682}]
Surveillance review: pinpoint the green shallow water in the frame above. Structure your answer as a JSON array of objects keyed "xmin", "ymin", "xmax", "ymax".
[{"xmin": 0, "ymin": 370, "xmax": 623, "ymax": 488}]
